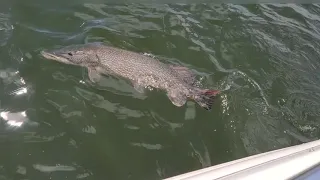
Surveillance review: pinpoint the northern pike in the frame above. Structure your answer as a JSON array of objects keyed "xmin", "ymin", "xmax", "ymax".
[{"xmin": 41, "ymin": 43, "xmax": 220, "ymax": 110}]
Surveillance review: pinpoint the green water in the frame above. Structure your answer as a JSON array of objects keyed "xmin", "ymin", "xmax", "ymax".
[{"xmin": 0, "ymin": 2, "xmax": 320, "ymax": 180}]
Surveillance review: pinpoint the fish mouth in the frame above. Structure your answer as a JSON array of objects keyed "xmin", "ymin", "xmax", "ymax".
[
  {"xmin": 41, "ymin": 51, "xmax": 59, "ymax": 59},
  {"xmin": 40, "ymin": 50, "xmax": 72, "ymax": 64}
]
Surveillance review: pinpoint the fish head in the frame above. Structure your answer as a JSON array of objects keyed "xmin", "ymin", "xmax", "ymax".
[{"xmin": 41, "ymin": 44, "xmax": 99, "ymax": 66}]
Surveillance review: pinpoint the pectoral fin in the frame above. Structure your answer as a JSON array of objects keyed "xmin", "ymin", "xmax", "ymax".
[
  {"xmin": 167, "ymin": 90, "xmax": 187, "ymax": 107},
  {"xmin": 88, "ymin": 68, "xmax": 101, "ymax": 83},
  {"xmin": 132, "ymin": 81, "xmax": 145, "ymax": 93}
]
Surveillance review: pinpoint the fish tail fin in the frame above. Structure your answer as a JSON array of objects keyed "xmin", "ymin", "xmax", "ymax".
[{"xmin": 192, "ymin": 89, "xmax": 220, "ymax": 110}]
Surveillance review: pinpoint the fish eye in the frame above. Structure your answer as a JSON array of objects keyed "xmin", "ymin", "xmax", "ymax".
[{"xmin": 68, "ymin": 52, "xmax": 73, "ymax": 56}]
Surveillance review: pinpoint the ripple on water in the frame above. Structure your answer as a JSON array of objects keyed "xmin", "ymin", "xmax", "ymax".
[
  {"xmin": 74, "ymin": 86, "xmax": 145, "ymax": 119},
  {"xmin": 2, "ymin": 3, "xmax": 320, "ymax": 180},
  {"xmin": 219, "ymin": 4, "xmax": 320, "ymax": 157},
  {"xmin": 0, "ymin": 68, "xmax": 36, "ymax": 129},
  {"xmin": 0, "ymin": 12, "xmax": 13, "ymax": 46}
]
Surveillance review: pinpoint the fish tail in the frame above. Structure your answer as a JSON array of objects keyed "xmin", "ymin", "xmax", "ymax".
[{"xmin": 192, "ymin": 88, "xmax": 220, "ymax": 110}]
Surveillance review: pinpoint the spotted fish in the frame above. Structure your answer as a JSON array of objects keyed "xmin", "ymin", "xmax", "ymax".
[{"xmin": 41, "ymin": 43, "xmax": 220, "ymax": 110}]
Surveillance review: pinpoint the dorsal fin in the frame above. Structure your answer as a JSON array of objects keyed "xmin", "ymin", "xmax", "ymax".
[{"xmin": 169, "ymin": 65, "xmax": 197, "ymax": 85}]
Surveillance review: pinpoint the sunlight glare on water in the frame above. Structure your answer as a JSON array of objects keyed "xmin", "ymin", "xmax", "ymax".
[{"xmin": 0, "ymin": 111, "xmax": 27, "ymax": 127}]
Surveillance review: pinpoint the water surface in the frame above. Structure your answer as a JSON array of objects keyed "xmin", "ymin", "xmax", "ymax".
[{"xmin": 0, "ymin": 2, "xmax": 320, "ymax": 180}]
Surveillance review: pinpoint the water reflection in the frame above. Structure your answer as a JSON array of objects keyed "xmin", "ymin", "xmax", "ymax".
[
  {"xmin": 10, "ymin": 87, "xmax": 28, "ymax": 96},
  {"xmin": 0, "ymin": 12, "xmax": 13, "ymax": 46},
  {"xmin": 75, "ymin": 87, "xmax": 145, "ymax": 119},
  {"xmin": 0, "ymin": 110, "xmax": 27, "ymax": 127},
  {"xmin": 33, "ymin": 164, "xmax": 76, "ymax": 173},
  {"xmin": 130, "ymin": 142, "xmax": 163, "ymax": 150},
  {"xmin": 0, "ymin": 68, "xmax": 31, "ymax": 129}
]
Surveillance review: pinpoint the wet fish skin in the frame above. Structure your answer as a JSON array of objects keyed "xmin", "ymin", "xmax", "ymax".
[{"xmin": 41, "ymin": 43, "xmax": 220, "ymax": 110}]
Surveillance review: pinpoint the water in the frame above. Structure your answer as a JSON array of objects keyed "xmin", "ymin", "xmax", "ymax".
[{"xmin": 0, "ymin": 2, "xmax": 320, "ymax": 180}]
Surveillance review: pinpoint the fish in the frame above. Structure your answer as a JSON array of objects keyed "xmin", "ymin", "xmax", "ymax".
[{"xmin": 40, "ymin": 43, "xmax": 220, "ymax": 110}]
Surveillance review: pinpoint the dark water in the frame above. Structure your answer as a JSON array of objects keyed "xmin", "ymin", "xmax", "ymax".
[{"xmin": 0, "ymin": 2, "xmax": 320, "ymax": 180}]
